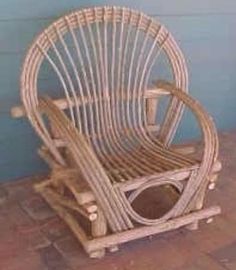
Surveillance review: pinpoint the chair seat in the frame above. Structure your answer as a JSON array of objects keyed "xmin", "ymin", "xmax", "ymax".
[{"xmin": 98, "ymin": 135, "xmax": 198, "ymax": 184}]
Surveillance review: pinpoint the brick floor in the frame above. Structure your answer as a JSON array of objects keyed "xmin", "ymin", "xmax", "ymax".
[{"xmin": 0, "ymin": 131, "xmax": 236, "ymax": 269}]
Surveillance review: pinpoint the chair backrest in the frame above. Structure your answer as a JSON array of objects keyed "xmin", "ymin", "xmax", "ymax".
[{"xmin": 21, "ymin": 6, "xmax": 188, "ymax": 160}]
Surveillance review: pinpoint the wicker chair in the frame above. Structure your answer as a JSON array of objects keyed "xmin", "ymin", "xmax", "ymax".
[{"xmin": 11, "ymin": 6, "xmax": 221, "ymax": 258}]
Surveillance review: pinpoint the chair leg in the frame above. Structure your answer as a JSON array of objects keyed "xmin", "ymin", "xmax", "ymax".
[
  {"xmin": 90, "ymin": 208, "xmax": 107, "ymax": 258},
  {"xmin": 186, "ymin": 190, "xmax": 205, "ymax": 230},
  {"xmin": 204, "ymin": 173, "xmax": 219, "ymax": 225},
  {"xmin": 186, "ymin": 189, "xmax": 205, "ymax": 231},
  {"xmin": 186, "ymin": 172, "xmax": 219, "ymax": 231}
]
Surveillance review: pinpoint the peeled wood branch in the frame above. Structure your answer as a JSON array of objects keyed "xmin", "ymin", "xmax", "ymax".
[{"xmin": 11, "ymin": 87, "xmax": 169, "ymax": 118}]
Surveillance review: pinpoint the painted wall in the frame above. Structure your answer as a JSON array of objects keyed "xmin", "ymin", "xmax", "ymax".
[{"xmin": 0, "ymin": 0, "xmax": 236, "ymax": 181}]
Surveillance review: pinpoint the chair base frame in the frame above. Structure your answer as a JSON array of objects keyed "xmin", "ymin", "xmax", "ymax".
[
  {"xmin": 35, "ymin": 172, "xmax": 221, "ymax": 258},
  {"xmin": 34, "ymin": 139, "xmax": 222, "ymax": 258}
]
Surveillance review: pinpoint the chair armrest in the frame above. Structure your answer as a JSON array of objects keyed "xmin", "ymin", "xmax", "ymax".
[
  {"xmin": 155, "ymin": 80, "xmax": 219, "ymax": 173},
  {"xmin": 39, "ymin": 96, "xmax": 132, "ymax": 232},
  {"xmin": 39, "ymin": 97, "xmax": 110, "ymax": 187}
]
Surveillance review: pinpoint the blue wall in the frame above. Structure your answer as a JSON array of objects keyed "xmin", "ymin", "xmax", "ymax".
[{"xmin": 0, "ymin": 0, "xmax": 236, "ymax": 181}]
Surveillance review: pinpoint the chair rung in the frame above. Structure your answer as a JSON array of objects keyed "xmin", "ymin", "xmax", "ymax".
[
  {"xmin": 84, "ymin": 206, "xmax": 221, "ymax": 253},
  {"xmin": 11, "ymin": 88, "xmax": 169, "ymax": 119}
]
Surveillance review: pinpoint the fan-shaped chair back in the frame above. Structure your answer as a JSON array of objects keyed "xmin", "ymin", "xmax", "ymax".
[{"xmin": 21, "ymin": 6, "xmax": 188, "ymax": 161}]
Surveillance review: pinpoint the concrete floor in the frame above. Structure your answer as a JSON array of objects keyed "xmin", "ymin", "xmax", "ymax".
[{"xmin": 0, "ymin": 131, "xmax": 236, "ymax": 270}]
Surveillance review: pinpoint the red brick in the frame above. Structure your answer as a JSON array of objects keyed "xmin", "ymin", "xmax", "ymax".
[
  {"xmin": 7, "ymin": 204, "xmax": 35, "ymax": 227},
  {"xmin": 54, "ymin": 235, "xmax": 89, "ymax": 268},
  {"xmin": 184, "ymin": 219, "xmax": 235, "ymax": 253},
  {"xmin": 3, "ymin": 179, "xmax": 35, "ymax": 204},
  {"xmin": 0, "ymin": 250, "xmax": 46, "ymax": 270},
  {"xmin": 25, "ymin": 230, "xmax": 51, "ymax": 250},
  {"xmin": 41, "ymin": 216, "xmax": 71, "ymax": 242},
  {"xmin": 0, "ymin": 204, "xmax": 35, "ymax": 243},
  {"xmin": 21, "ymin": 195, "xmax": 55, "ymax": 221},
  {"xmin": 177, "ymin": 254, "xmax": 226, "ymax": 270},
  {"xmin": 210, "ymin": 241, "xmax": 236, "ymax": 270},
  {"xmin": 213, "ymin": 215, "xmax": 236, "ymax": 239},
  {"xmin": 163, "ymin": 229, "xmax": 202, "ymax": 265},
  {"xmin": 224, "ymin": 210, "xmax": 236, "ymax": 226},
  {"xmin": 38, "ymin": 245, "xmax": 71, "ymax": 270}
]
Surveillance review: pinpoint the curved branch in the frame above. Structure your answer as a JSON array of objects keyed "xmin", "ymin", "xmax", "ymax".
[
  {"xmin": 155, "ymin": 80, "xmax": 219, "ymax": 167},
  {"xmin": 39, "ymin": 96, "xmax": 133, "ymax": 232},
  {"xmin": 154, "ymin": 81, "xmax": 219, "ymax": 215}
]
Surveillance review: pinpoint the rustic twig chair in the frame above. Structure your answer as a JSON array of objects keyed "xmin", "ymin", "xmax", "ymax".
[{"xmin": 11, "ymin": 6, "xmax": 221, "ymax": 258}]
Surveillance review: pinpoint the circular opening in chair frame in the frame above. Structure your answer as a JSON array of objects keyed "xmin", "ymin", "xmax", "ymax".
[{"xmin": 130, "ymin": 182, "xmax": 182, "ymax": 220}]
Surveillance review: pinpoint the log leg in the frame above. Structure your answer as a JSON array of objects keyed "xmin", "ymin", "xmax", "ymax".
[
  {"xmin": 90, "ymin": 208, "xmax": 107, "ymax": 258},
  {"xmin": 186, "ymin": 173, "xmax": 219, "ymax": 231},
  {"xmin": 205, "ymin": 173, "xmax": 219, "ymax": 224},
  {"xmin": 186, "ymin": 189, "xmax": 205, "ymax": 230},
  {"xmin": 186, "ymin": 188, "xmax": 205, "ymax": 231}
]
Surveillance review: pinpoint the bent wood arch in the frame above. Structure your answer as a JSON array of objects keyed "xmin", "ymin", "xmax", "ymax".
[{"xmin": 21, "ymin": 6, "xmax": 188, "ymax": 163}]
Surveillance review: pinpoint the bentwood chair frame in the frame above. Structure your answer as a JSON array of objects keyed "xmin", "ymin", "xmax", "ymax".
[{"xmin": 11, "ymin": 6, "xmax": 221, "ymax": 258}]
